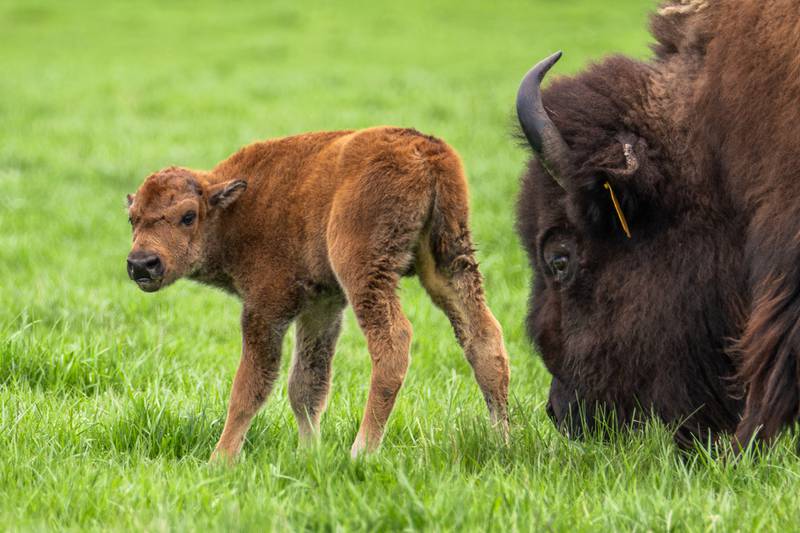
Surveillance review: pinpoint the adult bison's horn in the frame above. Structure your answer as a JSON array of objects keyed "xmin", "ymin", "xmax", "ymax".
[{"xmin": 516, "ymin": 51, "xmax": 574, "ymax": 190}]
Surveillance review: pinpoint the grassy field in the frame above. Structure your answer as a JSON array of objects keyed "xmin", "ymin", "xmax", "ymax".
[{"xmin": 2, "ymin": 0, "xmax": 800, "ymax": 530}]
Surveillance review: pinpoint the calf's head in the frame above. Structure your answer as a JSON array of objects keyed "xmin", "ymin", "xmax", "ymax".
[
  {"xmin": 126, "ymin": 166, "xmax": 246, "ymax": 292},
  {"xmin": 516, "ymin": 53, "xmax": 744, "ymax": 440}
]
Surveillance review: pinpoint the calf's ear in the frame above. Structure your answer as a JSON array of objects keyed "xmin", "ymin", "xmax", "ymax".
[
  {"xmin": 126, "ymin": 193, "xmax": 135, "ymax": 208},
  {"xmin": 209, "ymin": 179, "xmax": 247, "ymax": 209}
]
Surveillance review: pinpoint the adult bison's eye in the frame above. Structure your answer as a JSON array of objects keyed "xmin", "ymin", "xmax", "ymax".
[
  {"xmin": 549, "ymin": 254, "xmax": 570, "ymax": 281},
  {"xmin": 181, "ymin": 211, "xmax": 197, "ymax": 226},
  {"xmin": 542, "ymin": 233, "xmax": 577, "ymax": 285}
]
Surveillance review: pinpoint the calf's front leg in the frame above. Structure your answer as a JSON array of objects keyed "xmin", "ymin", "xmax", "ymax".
[{"xmin": 211, "ymin": 306, "xmax": 290, "ymax": 463}]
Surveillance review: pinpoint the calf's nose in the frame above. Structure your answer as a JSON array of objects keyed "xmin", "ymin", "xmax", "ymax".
[{"xmin": 127, "ymin": 252, "xmax": 163, "ymax": 280}]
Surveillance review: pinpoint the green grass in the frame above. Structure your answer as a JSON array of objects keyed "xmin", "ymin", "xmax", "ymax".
[{"xmin": 2, "ymin": 0, "xmax": 799, "ymax": 530}]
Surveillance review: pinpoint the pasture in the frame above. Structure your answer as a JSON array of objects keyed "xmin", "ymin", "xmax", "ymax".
[{"xmin": 2, "ymin": 0, "xmax": 799, "ymax": 530}]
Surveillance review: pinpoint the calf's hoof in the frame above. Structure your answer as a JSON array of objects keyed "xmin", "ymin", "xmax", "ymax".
[
  {"xmin": 209, "ymin": 447, "xmax": 238, "ymax": 466},
  {"xmin": 297, "ymin": 425, "xmax": 321, "ymax": 448},
  {"xmin": 493, "ymin": 416, "xmax": 510, "ymax": 444},
  {"xmin": 488, "ymin": 404, "xmax": 510, "ymax": 443},
  {"xmin": 350, "ymin": 431, "xmax": 381, "ymax": 458}
]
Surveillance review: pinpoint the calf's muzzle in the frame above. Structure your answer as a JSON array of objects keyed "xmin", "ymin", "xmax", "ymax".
[{"xmin": 127, "ymin": 250, "xmax": 164, "ymax": 292}]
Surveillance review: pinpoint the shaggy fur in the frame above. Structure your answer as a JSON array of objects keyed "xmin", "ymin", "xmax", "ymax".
[
  {"xmin": 126, "ymin": 127, "xmax": 509, "ymax": 461},
  {"xmin": 517, "ymin": 0, "xmax": 800, "ymax": 446}
]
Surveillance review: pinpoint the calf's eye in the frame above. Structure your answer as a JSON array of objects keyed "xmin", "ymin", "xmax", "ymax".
[{"xmin": 181, "ymin": 211, "xmax": 197, "ymax": 226}]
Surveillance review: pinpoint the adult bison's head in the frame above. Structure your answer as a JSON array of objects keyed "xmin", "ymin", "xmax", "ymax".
[
  {"xmin": 515, "ymin": 52, "xmax": 745, "ymax": 443},
  {"xmin": 126, "ymin": 167, "xmax": 246, "ymax": 292}
]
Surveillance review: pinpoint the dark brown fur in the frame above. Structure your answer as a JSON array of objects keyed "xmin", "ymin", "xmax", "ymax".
[
  {"xmin": 127, "ymin": 126, "xmax": 509, "ymax": 460},
  {"xmin": 517, "ymin": 0, "xmax": 800, "ymax": 446}
]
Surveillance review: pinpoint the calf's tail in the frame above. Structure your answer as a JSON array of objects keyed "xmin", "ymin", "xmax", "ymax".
[{"xmin": 425, "ymin": 144, "xmax": 482, "ymax": 285}]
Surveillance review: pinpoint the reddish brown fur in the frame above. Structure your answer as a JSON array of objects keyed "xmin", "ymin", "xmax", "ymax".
[
  {"xmin": 517, "ymin": 0, "xmax": 800, "ymax": 447},
  {"xmin": 127, "ymin": 126, "xmax": 509, "ymax": 460}
]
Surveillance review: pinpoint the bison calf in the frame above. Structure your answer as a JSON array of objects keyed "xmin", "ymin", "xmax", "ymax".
[{"xmin": 126, "ymin": 127, "xmax": 510, "ymax": 460}]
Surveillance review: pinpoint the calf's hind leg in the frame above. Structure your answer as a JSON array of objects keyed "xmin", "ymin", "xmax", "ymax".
[
  {"xmin": 328, "ymin": 226, "xmax": 420, "ymax": 456},
  {"xmin": 337, "ymin": 271, "xmax": 413, "ymax": 457},
  {"xmin": 416, "ymin": 236, "xmax": 510, "ymax": 434},
  {"xmin": 288, "ymin": 294, "xmax": 346, "ymax": 444}
]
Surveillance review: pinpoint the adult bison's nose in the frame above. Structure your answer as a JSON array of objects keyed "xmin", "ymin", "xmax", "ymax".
[
  {"xmin": 127, "ymin": 251, "xmax": 164, "ymax": 292},
  {"xmin": 547, "ymin": 377, "xmax": 590, "ymax": 438}
]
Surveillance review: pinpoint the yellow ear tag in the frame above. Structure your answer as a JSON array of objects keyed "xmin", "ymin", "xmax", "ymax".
[{"xmin": 603, "ymin": 181, "xmax": 632, "ymax": 239}]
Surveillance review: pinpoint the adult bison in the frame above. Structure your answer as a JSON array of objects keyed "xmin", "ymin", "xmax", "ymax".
[{"xmin": 516, "ymin": 0, "xmax": 800, "ymax": 447}]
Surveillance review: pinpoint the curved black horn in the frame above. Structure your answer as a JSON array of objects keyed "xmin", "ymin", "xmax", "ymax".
[{"xmin": 516, "ymin": 51, "xmax": 574, "ymax": 190}]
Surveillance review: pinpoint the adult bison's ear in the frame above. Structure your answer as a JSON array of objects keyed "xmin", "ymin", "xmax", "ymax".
[
  {"xmin": 208, "ymin": 179, "xmax": 247, "ymax": 209},
  {"xmin": 573, "ymin": 136, "xmax": 653, "ymax": 239}
]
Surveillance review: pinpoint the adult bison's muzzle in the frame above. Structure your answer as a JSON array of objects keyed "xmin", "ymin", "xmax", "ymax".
[
  {"xmin": 546, "ymin": 377, "xmax": 609, "ymax": 439},
  {"xmin": 127, "ymin": 251, "xmax": 164, "ymax": 292}
]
